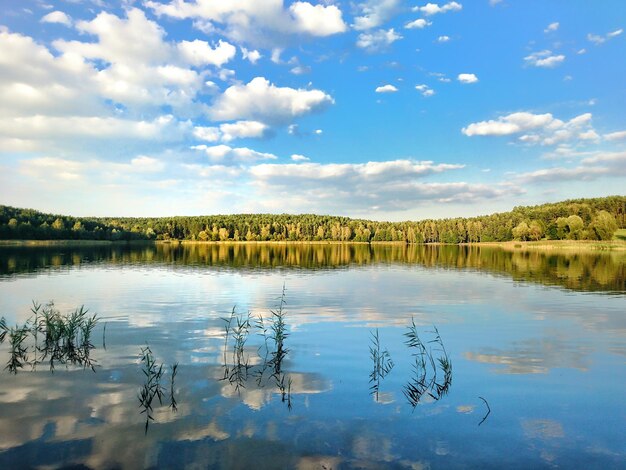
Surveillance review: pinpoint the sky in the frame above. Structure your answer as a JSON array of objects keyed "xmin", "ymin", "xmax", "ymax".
[{"xmin": 0, "ymin": 0, "xmax": 624, "ymax": 221}]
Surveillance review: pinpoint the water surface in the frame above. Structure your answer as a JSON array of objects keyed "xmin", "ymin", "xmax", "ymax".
[{"xmin": 0, "ymin": 244, "xmax": 624, "ymax": 469}]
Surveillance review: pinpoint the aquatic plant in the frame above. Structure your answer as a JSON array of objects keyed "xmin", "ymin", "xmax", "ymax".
[
  {"xmin": 138, "ymin": 345, "xmax": 165, "ymax": 434},
  {"xmin": 369, "ymin": 329, "xmax": 394, "ymax": 402},
  {"xmin": 478, "ymin": 396, "xmax": 491, "ymax": 426},
  {"xmin": 403, "ymin": 320, "xmax": 452, "ymax": 408},
  {"xmin": 0, "ymin": 302, "xmax": 100, "ymax": 373},
  {"xmin": 219, "ymin": 287, "xmax": 293, "ymax": 410},
  {"xmin": 268, "ymin": 285, "xmax": 289, "ymax": 376},
  {"xmin": 3, "ymin": 322, "xmax": 30, "ymax": 374},
  {"xmin": 170, "ymin": 363, "xmax": 179, "ymax": 412},
  {"xmin": 137, "ymin": 346, "xmax": 179, "ymax": 434}
]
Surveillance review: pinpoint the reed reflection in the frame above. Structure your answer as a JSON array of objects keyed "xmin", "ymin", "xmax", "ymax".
[
  {"xmin": 220, "ymin": 288, "xmax": 293, "ymax": 410},
  {"xmin": 0, "ymin": 302, "xmax": 99, "ymax": 373},
  {"xmin": 403, "ymin": 321, "xmax": 452, "ymax": 409}
]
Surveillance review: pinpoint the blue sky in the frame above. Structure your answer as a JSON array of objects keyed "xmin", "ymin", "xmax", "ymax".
[{"xmin": 0, "ymin": 0, "xmax": 624, "ymax": 220}]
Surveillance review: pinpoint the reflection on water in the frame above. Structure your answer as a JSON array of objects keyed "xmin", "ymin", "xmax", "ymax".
[
  {"xmin": 1, "ymin": 242, "xmax": 625, "ymax": 293},
  {"xmin": 0, "ymin": 245, "xmax": 624, "ymax": 468}
]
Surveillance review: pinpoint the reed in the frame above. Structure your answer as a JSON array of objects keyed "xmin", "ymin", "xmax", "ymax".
[
  {"xmin": 369, "ymin": 329, "xmax": 394, "ymax": 402},
  {"xmin": 403, "ymin": 320, "xmax": 453, "ymax": 408},
  {"xmin": 138, "ymin": 345, "xmax": 165, "ymax": 434},
  {"xmin": 137, "ymin": 346, "xmax": 179, "ymax": 434},
  {"xmin": 0, "ymin": 302, "xmax": 100, "ymax": 373}
]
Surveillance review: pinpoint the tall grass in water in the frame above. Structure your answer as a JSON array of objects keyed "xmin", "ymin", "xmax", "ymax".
[
  {"xmin": 268, "ymin": 285, "xmax": 289, "ymax": 376},
  {"xmin": 369, "ymin": 329, "xmax": 394, "ymax": 402},
  {"xmin": 220, "ymin": 308, "xmax": 252, "ymax": 391},
  {"xmin": 220, "ymin": 286, "xmax": 293, "ymax": 409},
  {"xmin": 0, "ymin": 301, "xmax": 99, "ymax": 373},
  {"xmin": 137, "ymin": 346, "xmax": 179, "ymax": 433},
  {"xmin": 403, "ymin": 319, "xmax": 452, "ymax": 408}
]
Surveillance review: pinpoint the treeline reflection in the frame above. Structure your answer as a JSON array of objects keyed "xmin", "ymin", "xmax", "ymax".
[{"xmin": 1, "ymin": 243, "xmax": 624, "ymax": 293}]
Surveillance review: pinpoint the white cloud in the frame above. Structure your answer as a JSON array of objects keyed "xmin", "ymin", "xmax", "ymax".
[
  {"xmin": 192, "ymin": 144, "xmax": 277, "ymax": 164},
  {"xmin": 240, "ymin": 47, "xmax": 261, "ymax": 64},
  {"xmin": 50, "ymin": 8, "xmax": 236, "ymax": 115},
  {"xmin": 209, "ymin": 77, "xmax": 334, "ymax": 124},
  {"xmin": 437, "ymin": 35, "xmax": 451, "ymax": 43},
  {"xmin": 588, "ymin": 29, "xmax": 623, "ymax": 45},
  {"xmin": 193, "ymin": 121, "xmax": 270, "ymax": 142},
  {"xmin": 524, "ymin": 50, "xmax": 565, "ymax": 68},
  {"xmin": 289, "ymin": 2, "xmax": 347, "ymax": 36},
  {"xmin": 604, "ymin": 130, "xmax": 626, "ymax": 141},
  {"xmin": 219, "ymin": 120, "xmax": 269, "ymax": 142},
  {"xmin": 544, "ymin": 22, "xmax": 559, "ymax": 33},
  {"xmin": 290, "ymin": 154, "xmax": 310, "ymax": 161},
  {"xmin": 414, "ymin": 2, "xmax": 462, "ymax": 16},
  {"xmin": 356, "ymin": 28, "xmax": 402, "ymax": 52},
  {"xmin": 0, "ymin": 115, "xmax": 187, "ymax": 142},
  {"xmin": 290, "ymin": 65, "xmax": 311, "ymax": 75},
  {"xmin": 41, "ymin": 11, "xmax": 72, "ymax": 26},
  {"xmin": 193, "ymin": 126, "xmax": 221, "ymax": 142},
  {"xmin": 178, "ymin": 39, "xmax": 236, "ymax": 67},
  {"xmin": 145, "ymin": 0, "xmax": 347, "ymax": 48},
  {"xmin": 463, "ymin": 111, "xmax": 599, "ymax": 147},
  {"xmin": 515, "ymin": 151, "xmax": 626, "ymax": 184},
  {"xmin": 375, "ymin": 84, "xmax": 398, "ymax": 93},
  {"xmin": 405, "ymin": 19, "xmax": 432, "ymax": 29},
  {"xmin": 247, "ymin": 159, "xmax": 525, "ymax": 214},
  {"xmin": 457, "ymin": 73, "xmax": 478, "ymax": 84},
  {"xmin": 354, "ymin": 0, "xmax": 401, "ymax": 31},
  {"xmin": 415, "ymin": 84, "xmax": 435, "ymax": 97}
]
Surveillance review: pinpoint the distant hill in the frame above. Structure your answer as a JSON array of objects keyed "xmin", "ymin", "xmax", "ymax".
[{"xmin": 1, "ymin": 196, "xmax": 624, "ymax": 243}]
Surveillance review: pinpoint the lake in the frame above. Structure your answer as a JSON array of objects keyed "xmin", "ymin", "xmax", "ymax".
[{"xmin": 0, "ymin": 243, "xmax": 624, "ymax": 469}]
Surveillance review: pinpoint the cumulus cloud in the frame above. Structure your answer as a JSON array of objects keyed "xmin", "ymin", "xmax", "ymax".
[
  {"xmin": 544, "ymin": 22, "xmax": 559, "ymax": 33},
  {"xmin": 353, "ymin": 0, "xmax": 402, "ymax": 31},
  {"xmin": 219, "ymin": 120, "xmax": 269, "ymax": 142},
  {"xmin": 588, "ymin": 29, "xmax": 623, "ymax": 45},
  {"xmin": 415, "ymin": 84, "xmax": 435, "ymax": 97},
  {"xmin": 356, "ymin": 28, "xmax": 402, "ymax": 52},
  {"xmin": 50, "ymin": 8, "xmax": 237, "ymax": 115},
  {"xmin": 437, "ymin": 35, "xmax": 451, "ymax": 43},
  {"xmin": 405, "ymin": 19, "xmax": 432, "ymax": 29},
  {"xmin": 414, "ymin": 2, "xmax": 462, "ymax": 16},
  {"xmin": 191, "ymin": 144, "xmax": 277, "ymax": 164},
  {"xmin": 463, "ymin": 111, "xmax": 600, "ymax": 147},
  {"xmin": 290, "ymin": 154, "xmax": 310, "ymax": 161},
  {"xmin": 524, "ymin": 50, "xmax": 565, "ymax": 68},
  {"xmin": 178, "ymin": 39, "xmax": 236, "ymax": 67},
  {"xmin": 145, "ymin": 0, "xmax": 347, "ymax": 48},
  {"xmin": 41, "ymin": 11, "xmax": 72, "ymax": 26},
  {"xmin": 457, "ymin": 73, "xmax": 478, "ymax": 84},
  {"xmin": 209, "ymin": 77, "xmax": 334, "ymax": 124},
  {"xmin": 192, "ymin": 121, "xmax": 270, "ymax": 142},
  {"xmin": 375, "ymin": 84, "xmax": 398, "ymax": 93},
  {"xmin": 240, "ymin": 47, "xmax": 262, "ymax": 64}
]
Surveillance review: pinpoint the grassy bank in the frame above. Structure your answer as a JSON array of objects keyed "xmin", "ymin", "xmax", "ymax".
[
  {"xmin": 3, "ymin": 238, "xmax": 626, "ymax": 251},
  {"xmin": 475, "ymin": 239, "xmax": 626, "ymax": 251},
  {"xmin": 0, "ymin": 240, "xmax": 153, "ymax": 247}
]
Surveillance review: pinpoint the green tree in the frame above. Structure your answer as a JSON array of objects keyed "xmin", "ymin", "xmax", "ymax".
[
  {"xmin": 589, "ymin": 210, "xmax": 618, "ymax": 240},
  {"xmin": 566, "ymin": 215, "xmax": 584, "ymax": 240},
  {"xmin": 512, "ymin": 222, "xmax": 530, "ymax": 241}
]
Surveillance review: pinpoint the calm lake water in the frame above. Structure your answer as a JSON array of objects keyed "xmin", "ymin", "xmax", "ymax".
[{"xmin": 0, "ymin": 243, "xmax": 624, "ymax": 469}]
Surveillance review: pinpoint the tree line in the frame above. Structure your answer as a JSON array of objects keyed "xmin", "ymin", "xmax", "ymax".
[{"xmin": 0, "ymin": 196, "xmax": 624, "ymax": 243}]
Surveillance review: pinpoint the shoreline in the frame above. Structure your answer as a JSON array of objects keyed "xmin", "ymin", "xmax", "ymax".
[{"xmin": 1, "ymin": 239, "xmax": 625, "ymax": 251}]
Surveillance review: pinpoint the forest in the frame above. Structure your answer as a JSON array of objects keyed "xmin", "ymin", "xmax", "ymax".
[{"xmin": 0, "ymin": 196, "xmax": 624, "ymax": 243}]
